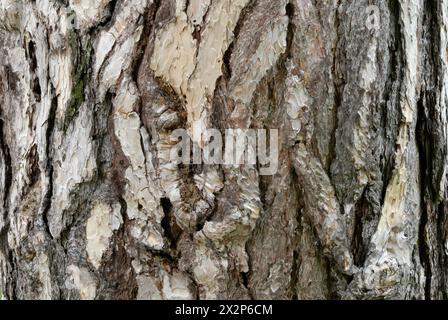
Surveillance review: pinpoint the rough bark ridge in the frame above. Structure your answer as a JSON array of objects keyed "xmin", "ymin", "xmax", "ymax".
[{"xmin": 0, "ymin": 0, "xmax": 447, "ymax": 300}]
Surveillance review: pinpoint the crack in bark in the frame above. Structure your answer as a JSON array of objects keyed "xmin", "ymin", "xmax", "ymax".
[
  {"xmin": 42, "ymin": 86, "xmax": 58, "ymax": 239},
  {"xmin": 414, "ymin": 0, "xmax": 448, "ymax": 299},
  {"xmin": 0, "ymin": 118, "xmax": 11, "ymax": 210},
  {"xmin": 328, "ymin": 0, "xmax": 343, "ymax": 175},
  {"xmin": 93, "ymin": 0, "xmax": 119, "ymax": 31},
  {"xmin": 379, "ymin": 0, "xmax": 402, "ymax": 206}
]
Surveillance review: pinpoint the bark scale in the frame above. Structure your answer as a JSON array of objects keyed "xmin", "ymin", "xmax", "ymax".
[{"xmin": 0, "ymin": 0, "xmax": 447, "ymax": 300}]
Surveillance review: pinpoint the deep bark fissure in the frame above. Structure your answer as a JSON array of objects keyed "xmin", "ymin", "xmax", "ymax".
[
  {"xmin": 42, "ymin": 89, "xmax": 58, "ymax": 240},
  {"xmin": 328, "ymin": 0, "xmax": 343, "ymax": 175},
  {"xmin": 437, "ymin": 201, "xmax": 448, "ymax": 299},
  {"xmin": 0, "ymin": 118, "xmax": 11, "ymax": 210},
  {"xmin": 379, "ymin": 0, "xmax": 402, "ymax": 206},
  {"xmin": 221, "ymin": 0, "xmax": 257, "ymax": 79}
]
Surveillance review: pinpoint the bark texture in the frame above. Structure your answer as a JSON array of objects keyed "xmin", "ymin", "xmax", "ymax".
[{"xmin": 0, "ymin": 0, "xmax": 447, "ymax": 300}]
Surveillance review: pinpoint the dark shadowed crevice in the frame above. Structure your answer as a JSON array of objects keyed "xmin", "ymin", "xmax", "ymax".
[
  {"xmin": 241, "ymin": 271, "xmax": 249, "ymax": 289},
  {"xmin": 324, "ymin": 256, "xmax": 337, "ymax": 299},
  {"xmin": 27, "ymin": 40, "xmax": 41, "ymax": 103},
  {"xmin": 417, "ymin": 92, "xmax": 432, "ymax": 300},
  {"xmin": 290, "ymin": 250, "xmax": 299, "ymax": 299},
  {"xmin": 161, "ymin": 197, "xmax": 173, "ymax": 215},
  {"xmin": 221, "ymin": 0, "xmax": 257, "ymax": 78},
  {"xmin": 0, "ymin": 68, "xmax": 13, "ymax": 211},
  {"xmin": 242, "ymin": 240, "xmax": 255, "ymax": 299},
  {"xmin": 27, "ymin": 40, "xmax": 38, "ymax": 74},
  {"xmin": 415, "ymin": 0, "xmax": 446, "ymax": 299},
  {"xmin": 41, "ymin": 86, "xmax": 58, "ymax": 239},
  {"xmin": 0, "ymin": 225, "xmax": 14, "ymax": 299},
  {"xmin": 98, "ymin": 197, "xmax": 138, "ymax": 300},
  {"xmin": 0, "ymin": 118, "xmax": 12, "ymax": 210},
  {"xmin": 284, "ymin": 2, "xmax": 295, "ymax": 60},
  {"xmin": 93, "ymin": 0, "xmax": 119, "ymax": 30},
  {"xmin": 160, "ymin": 197, "xmax": 182, "ymax": 250},
  {"xmin": 351, "ymin": 189, "xmax": 369, "ymax": 267},
  {"xmin": 107, "ymin": 90, "xmax": 130, "ymax": 197},
  {"xmin": 26, "ymin": 144, "xmax": 40, "ymax": 188},
  {"xmin": 290, "ymin": 167, "xmax": 303, "ymax": 300},
  {"xmin": 131, "ymin": 0, "xmax": 162, "ymax": 106},
  {"xmin": 288, "ymin": 164, "xmax": 309, "ymax": 299}
]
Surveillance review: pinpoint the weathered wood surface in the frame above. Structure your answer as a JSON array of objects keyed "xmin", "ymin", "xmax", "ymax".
[{"xmin": 0, "ymin": 0, "xmax": 447, "ymax": 300}]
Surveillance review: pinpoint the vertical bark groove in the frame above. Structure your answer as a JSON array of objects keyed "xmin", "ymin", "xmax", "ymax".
[{"xmin": 0, "ymin": 0, "xmax": 447, "ymax": 300}]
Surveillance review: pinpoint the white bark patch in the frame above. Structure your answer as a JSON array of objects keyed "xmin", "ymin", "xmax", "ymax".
[
  {"xmin": 151, "ymin": 0, "xmax": 250, "ymax": 143},
  {"xmin": 66, "ymin": 265, "xmax": 97, "ymax": 300},
  {"xmin": 185, "ymin": 0, "xmax": 250, "ymax": 142},
  {"xmin": 229, "ymin": 14, "xmax": 288, "ymax": 107},
  {"xmin": 99, "ymin": 29, "xmax": 143, "ymax": 100},
  {"xmin": 50, "ymin": 104, "xmax": 96, "ymax": 237},
  {"xmin": 150, "ymin": 12, "xmax": 196, "ymax": 95},
  {"xmin": 36, "ymin": 252, "xmax": 53, "ymax": 300},
  {"xmin": 3, "ymin": 45, "xmax": 33, "ymax": 217},
  {"xmin": 136, "ymin": 271, "xmax": 193, "ymax": 300},
  {"xmin": 439, "ymin": 0, "xmax": 448, "ymax": 198},
  {"xmin": 113, "ymin": 80, "xmax": 165, "ymax": 249},
  {"xmin": 94, "ymin": 0, "xmax": 147, "ymax": 99},
  {"xmin": 284, "ymin": 68, "xmax": 310, "ymax": 136},
  {"xmin": 292, "ymin": 143, "xmax": 354, "ymax": 274},
  {"xmin": 371, "ymin": 0, "xmax": 420, "ymax": 264},
  {"xmin": 136, "ymin": 275, "xmax": 162, "ymax": 300},
  {"xmin": 194, "ymin": 169, "xmax": 224, "ymax": 202},
  {"xmin": 161, "ymin": 271, "xmax": 194, "ymax": 300},
  {"xmin": 94, "ymin": 31, "xmax": 115, "ymax": 76},
  {"xmin": 192, "ymin": 251, "xmax": 224, "ymax": 299},
  {"xmin": 346, "ymin": 37, "xmax": 377, "ymax": 211},
  {"xmin": 86, "ymin": 202, "xmax": 122, "ymax": 269},
  {"xmin": 0, "ymin": 0, "xmax": 21, "ymax": 31}
]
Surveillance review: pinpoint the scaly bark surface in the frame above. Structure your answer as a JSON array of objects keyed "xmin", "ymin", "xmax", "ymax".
[{"xmin": 0, "ymin": 0, "xmax": 447, "ymax": 299}]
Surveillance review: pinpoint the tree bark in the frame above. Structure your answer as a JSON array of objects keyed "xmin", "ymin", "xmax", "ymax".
[{"xmin": 0, "ymin": 0, "xmax": 447, "ymax": 300}]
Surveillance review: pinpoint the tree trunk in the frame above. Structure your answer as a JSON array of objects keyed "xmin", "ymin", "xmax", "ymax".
[{"xmin": 0, "ymin": 0, "xmax": 447, "ymax": 300}]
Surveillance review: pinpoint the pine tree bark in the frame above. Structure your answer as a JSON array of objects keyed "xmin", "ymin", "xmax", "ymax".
[{"xmin": 0, "ymin": 0, "xmax": 447, "ymax": 300}]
